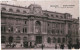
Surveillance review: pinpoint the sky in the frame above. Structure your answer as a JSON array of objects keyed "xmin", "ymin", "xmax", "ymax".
[{"xmin": 1, "ymin": 0, "xmax": 79, "ymax": 19}]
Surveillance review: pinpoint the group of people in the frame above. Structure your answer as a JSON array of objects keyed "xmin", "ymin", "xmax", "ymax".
[
  {"xmin": 6, "ymin": 43, "xmax": 16, "ymax": 48},
  {"xmin": 55, "ymin": 43, "xmax": 80, "ymax": 49}
]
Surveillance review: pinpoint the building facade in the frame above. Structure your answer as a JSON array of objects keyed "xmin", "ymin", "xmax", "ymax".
[{"xmin": 1, "ymin": 3, "xmax": 79, "ymax": 48}]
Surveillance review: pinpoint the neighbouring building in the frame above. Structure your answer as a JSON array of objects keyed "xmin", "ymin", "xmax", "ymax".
[{"xmin": 1, "ymin": 3, "xmax": 79, "ymax": 48}]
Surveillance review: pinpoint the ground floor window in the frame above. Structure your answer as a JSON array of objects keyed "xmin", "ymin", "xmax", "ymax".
[
  {"xmin": 23, "ymin": 37, "xmax": 27, "ymax": 41},
  {"xmin": 62, "ymin": 38, "xmax": 65, "ymax": 43},
  {"xmin": 53, "ymin": 37, "xmax": 56, "ymax": 43},
  {"xmin": 47, "ymin": 37, "xmax": 51, "ymax": 43},
  {"xmin": 36, "ymin": 36, "xmax": 42, "ymax": 44},
  {"xmin": 16, "ymin": 36, "xmax": 21, "ymax": 43},
  {"xmin": 58, "ymin": 38, "xmax": 61, "ymax": 43},
  {"xmin": 1, "ymin": 36, "xmax": 6, "ymax": 43}
]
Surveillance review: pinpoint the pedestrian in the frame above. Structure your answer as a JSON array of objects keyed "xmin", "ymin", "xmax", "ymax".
[
  {"xmin": 60, "ymin": 43, "xmax": 64, "ymax": 49},
  {"xmin": 41, "ymin": 44, "xmax": 44, "ymax": 50},
  {"xmin": 55, "ymin": 44, "xmax": 57, "ymax": 49},
  {"xmin": 67, "ymin": 44, "xmax": 72, "ymax": 49}
]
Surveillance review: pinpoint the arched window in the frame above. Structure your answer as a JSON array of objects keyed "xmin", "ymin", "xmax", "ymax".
[
  {"xmin": 16, "ymin": 9, "xmax": 20, "ymax": 12},
  {"xmin": 62, "ymin": 38, "xmax": 65, "ymax": 43},
  {"xmin": 35, "ymin": 21, "xmax": 41, "ymax": 33},
  {"xmin": 23, "ymin": 37, "xmax": 27, "ymax": 41},
  {"xmin": 2, "ymin": 7, "xmax": 6, "ymax": 11},
  {"xmin": 9, "ymin": 8, "xmax": 13, "ymax": 12},
  {"xmin": 1, "ymin": 36, "xmax": 6, "ymax": 43},
  {"xmin": 16, "ymin": 36, "xmax": 21, "ymax": 43},
  {"xmin": 58, "ymin": 38, "xmax": 61, "ymax": 43},
  {"xmin": 53, "ymin": 37, "xmax": 56, "ymax": 43},
  {"xmin": 47, "ymin": 37, "xmax": 51, "ymax": 43}
]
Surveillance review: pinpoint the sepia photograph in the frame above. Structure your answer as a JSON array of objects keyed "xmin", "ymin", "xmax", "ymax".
[{"xmin": 1, "ymin": 0, "xmax": 79, "ymax": 50}]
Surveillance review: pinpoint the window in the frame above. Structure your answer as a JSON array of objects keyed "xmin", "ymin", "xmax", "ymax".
[
  {"xmin": 48, "ymin": 23, "xmax": 49, "ymax": 26},
  {"xmin": 16, "ymin": 9, "xmax": 20, "ymax": 12},
  {"xmin": 60, "ymin": 16, "xmax": 63, "ymax": 18},
  {"xmin": 47, "ymin": 37, "xmax": 51, "ymax": 43},
  {"xmin": 58, "ymin": 38, "xmax": 61, "ymax": 43},
  {"xmin": 23, "ymin": 11, "xmax": 26, "ymax": 13},
  {"xmin": 56, "ymin": 30, "xmax": 59, "ymax": 34},
  {"xmin": 2, "ymin": 7, "xmax": 6, "ymax": 11},
  {"xmin": 16, "ymin": 36, "xmax": 21, "ymax": 43},
  {"xmin": 23, "ymin": 28, "xmax": 27, "ymax": 33},
  {"xmin": 1, "ymin": 26, "xmax": 6, "ymax": 32},
  {"xmin": 52, "ymin": 29, "xmax": 55, "ymax": 34},
  {"xmin": 11, "ymin": 27, "xmax": 13, "ymax": 32},
  {"xmin": 44, "ymin": 13, "xmax": 49, "ymax": 17},
  {"xmin": 53, "ymin": 37, "xmax": 56, "ymax": 43},
  {"xmin": 62, "ymin": 38, "xmax": 65, "ymax": 43},
  {"xmin": 23, "ymin": 37, "xmax": 27, "ymax": 41},
  {"xmin": 56, "ymin": 15, "xmax": 58, "ymax": 18},
  {"xmin": 1, "ymin": 36, "xmax": 6, "ymax": 43},
  {"xmin": 25, "ymin": 21, "xmax": 27, "ymax": 24},
  {"xmin": 51, "ymin": 14, "xmax": 54, "ymax": 17},
  {"xmin": 9, "ymin": 8, "xmax": 13, "ymax": 12},
  {"xmin": 35, "ymin": 21, "xmax": 41, "ymax": 33},
  {"xmin": 8, "ymin": 26, "xmax": 13, "ymax": 32}
]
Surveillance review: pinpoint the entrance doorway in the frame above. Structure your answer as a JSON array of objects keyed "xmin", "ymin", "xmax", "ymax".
[
  {"xmin": 36, "ymin": 36, "xmax": 42, "ymax": 44},
  {"xmin": 23, "ymin": 41, "xmax": 28, "ymax": 48}
]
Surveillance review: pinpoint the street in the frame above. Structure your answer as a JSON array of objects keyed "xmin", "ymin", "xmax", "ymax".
[{"xmin": 2, "ymin": 48, "xmax": 72, "ymax": 50}]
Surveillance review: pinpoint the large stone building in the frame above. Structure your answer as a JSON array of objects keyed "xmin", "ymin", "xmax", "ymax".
[{"xmin": 1, "ymin": 3, "xmax": 79, "ymax": 48}]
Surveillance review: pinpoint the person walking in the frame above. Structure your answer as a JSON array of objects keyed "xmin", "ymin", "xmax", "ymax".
[
  {"xmin": 55, "ymin": 44, "xmax": 57, "ymax": 49},
  {"xmin": 60, "ymin": 43, "xmax": 64, "ymax": 49},
  {"xmin": 41, "ymin": 44, "xmax": 44, "ymax": 50}
]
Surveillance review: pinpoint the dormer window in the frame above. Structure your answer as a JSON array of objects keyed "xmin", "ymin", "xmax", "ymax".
[
  {"xmin": 9, "ymin": 8, "xmax": 13, "ymax": 12},
  {"xmin": 2, "ymin": 7, "xmax": 6, "ymax": 11},
  {"xmin": 16, "ymin": 9, "xmax": 20, "ymax": 12},
  {"xmin": 23, "ymin": 10, "xmax": 26, "ymax": 13}
]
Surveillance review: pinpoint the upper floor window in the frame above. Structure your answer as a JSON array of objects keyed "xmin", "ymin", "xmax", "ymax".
[
  {"xmin": 23, "ymin": 28, "xmax": 27, "ymax": 33},
  {"xmin": 56, "ymin": 15, "xmax": 58, "ymax": 18},
  {"xmin": 2, "ymin": 7, "xmax": 6, "ymax": 11},
  {"xmin": 52, "ymin": 29, "xmax": 55, "ymax": 34},
  {"xmin": 60, "ymin": 16, "xmax": 63, "ymax": 18},
  {"xmin": 23, "ymin": 10, "xmax": 26, "ymax": 13},
  {"xmin": 25, "ymin": 21, "xmax": 27, "ymax": 24},
  {"xmin": 51, "ymin": 14, "xmax": 54, "ymax": 17},
  {"xmin": 8, "ymin": 26, "xmax": 13, "ymax": 32},
  {"xmin": 1, "ymin": 26, "xmax": 6, "ymax": 32},
  {"xmin": 35, "ymin": 21, "xmax": 41, "ymax": 33},
  {"xmin": 16, "ymin": 9, "xmax": 20, "ymax": 12},
  {"xmin": 9, "ymin": 8, "xmax": 13, "ymax": 12},
  {"xmin": 44, "ymin": 13, "xmax": 49, "ymax": 17}
]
